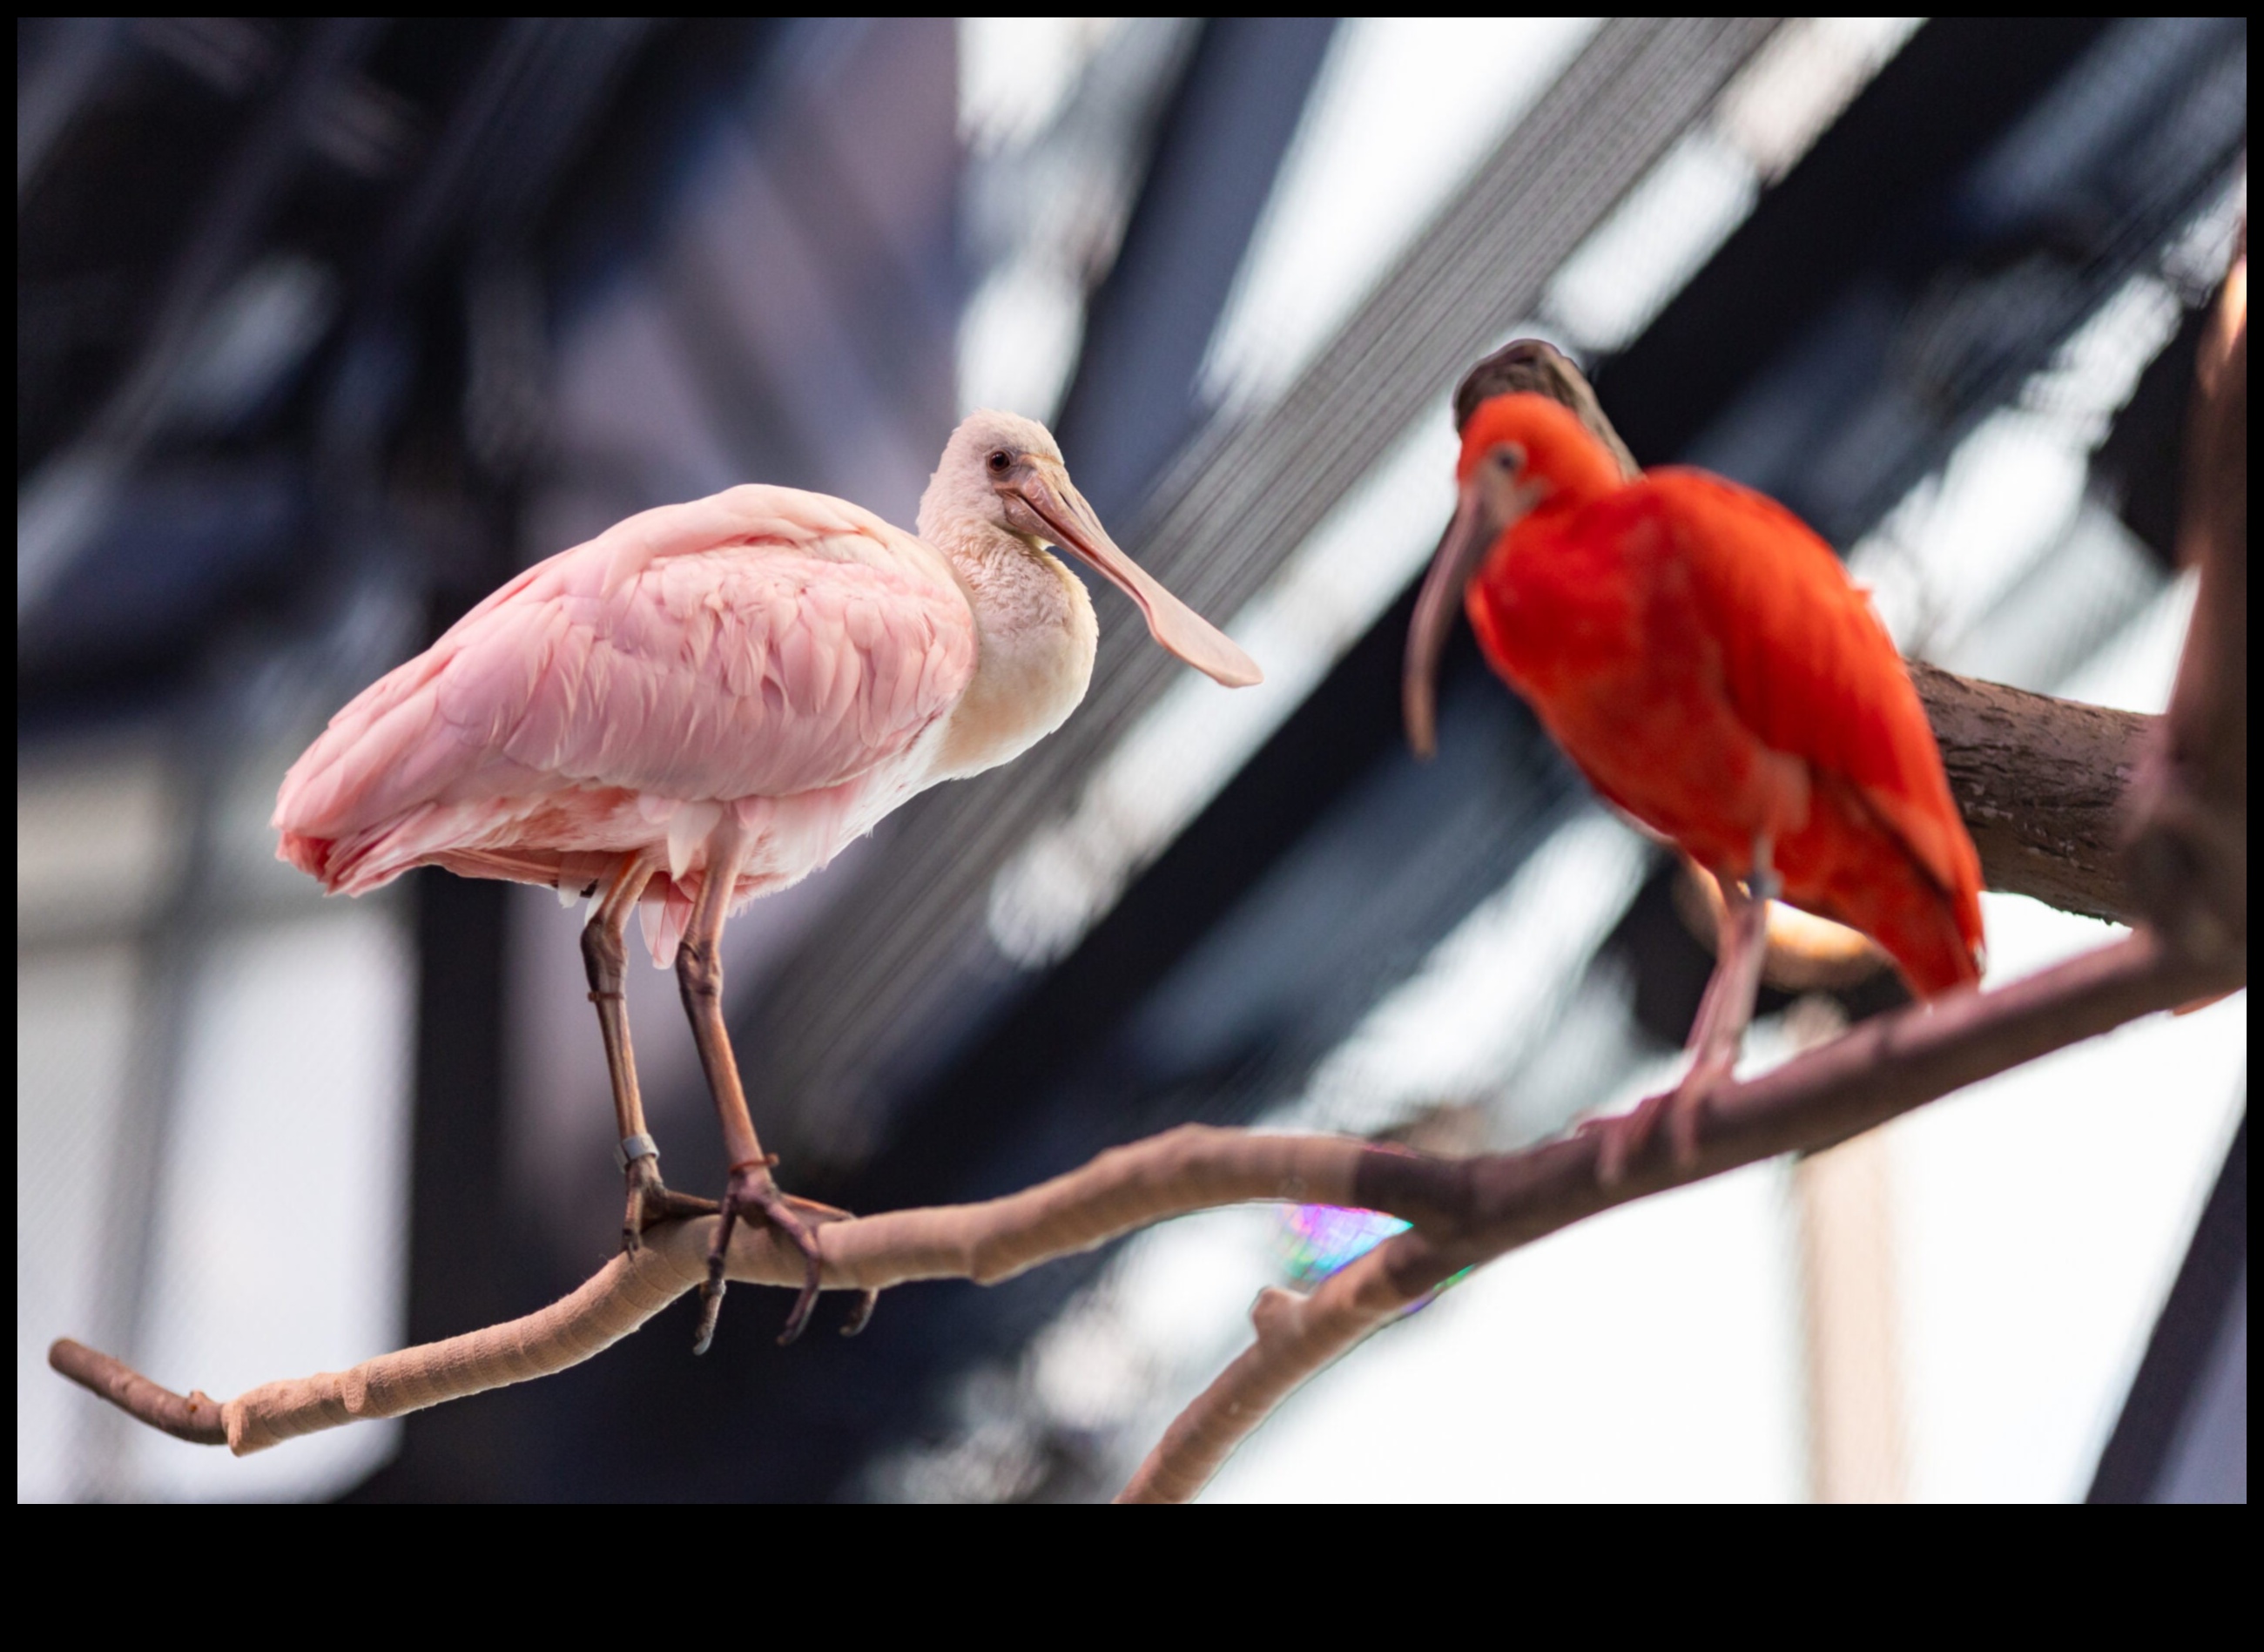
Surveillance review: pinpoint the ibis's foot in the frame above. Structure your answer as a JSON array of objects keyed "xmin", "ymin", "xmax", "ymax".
[
  {"xmin": 693, "ymin": 1159, "xmax": 827, "ymax": 1354},
  {"xmin": 1583, "ymin": 1090, "xmax": 1666, "ymax": 1186},
  {"xmin": 839, "ymin": 1288, "xmax": 880, "ymax": 1338},
  {"xmin": 1583, "ymin": 1053, "xmax": 1730, "ymax": 1185}
]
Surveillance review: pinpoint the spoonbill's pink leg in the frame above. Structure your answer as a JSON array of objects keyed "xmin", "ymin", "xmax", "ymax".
[
  {"xmin": 582, "ymin": 849, "xmax": 713, "ymax": 1251},
  {"xmin": 1591, "ymin": 839, "xmax": 1777, "ymax": 1182},
  {"xmin": 677, "ymin": 815, "xmax": 874, "ymax": 1351}
]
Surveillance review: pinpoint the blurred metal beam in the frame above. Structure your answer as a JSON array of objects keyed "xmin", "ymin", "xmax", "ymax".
[
  {"xmin": 1616, "ymin": 17, "xmax": 2244, "ymax": 547},
  {"xmin": 1051, "ymin": 17, "xmax": 1339, "ymax": 521},
  {"xmin": 17, "ymin": 18, "xmax": 387, "ymax": 617},
  {"xmin": 326, "ymin": 22, "xmax": 653, "ymax": 1502},
  {"xmin": 17, "ymin": 17, "xmax": 131, "ymax": 205},
  {"xmin": 1601, "ymin": 17, "xmax": 2117, "ymax": 469}
]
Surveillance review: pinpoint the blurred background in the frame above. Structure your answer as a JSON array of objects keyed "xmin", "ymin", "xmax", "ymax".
[{"xmin": 17, "ymin": 17, "xmax": 2246, "ymax": 1502}]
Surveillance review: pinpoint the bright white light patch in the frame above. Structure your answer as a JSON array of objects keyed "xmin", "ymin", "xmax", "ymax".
[
  {"xmin": 1542, "ymin": 128, "xmax": 1760, "ymax": 355},
  {"xmin": 1890, "ymin": 893, "xmax": 2244, "ymax": 1501},
  {"xmin": 1542, "ymin": 17, "xmax": 1923, "ymax": 355},
  {"xmin": 1207, "ymin": 1161, "xmax": 1809, "ymax": 1502},
  {"xmin": 2054, "ymin": 568, "xmax": 2196, "ymax": 713},
  {"xmin": 1202, "ymin": 18, "xmax": 1601, "ymax": 409},
  {"xmin": 131, "ymin": 910, "xmax": 414, "ymax": 1500},
  {"xmin": 1272, "ymin": 806, "xmax": 1654, "ymax": 1141},
  {"xmin": 1849, "ymin": 409, "xmax": 2092, "ymax": 657},
  {"xmin": 957, "ymin": 17, "xmax": 1121, "ymax": 156},
  {"xmin": 955, "ymin": 258, "xmax": 1088, "ymax": 427},
  {"xmin": 1715, "ymin": 17, "xmax": 1924, "ymax": 182}
]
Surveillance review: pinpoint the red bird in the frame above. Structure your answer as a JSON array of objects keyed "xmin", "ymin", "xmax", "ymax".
[{"xmin": 1405, "ymin": 388, "xmax": 1984, "ymax": 1167}]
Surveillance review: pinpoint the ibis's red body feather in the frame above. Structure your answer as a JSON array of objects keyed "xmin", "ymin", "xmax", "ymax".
[{"xmin": 1462, "ymin": 397, "xmax": 1984, "ymax": 995}]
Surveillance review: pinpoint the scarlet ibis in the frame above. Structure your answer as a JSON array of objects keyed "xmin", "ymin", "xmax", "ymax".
[
  {"xmin": 276, "ymin": 411, "xmax": 1260, "ymax": 1347},
  {"xmin": 1405, "ymin": 372, "xmax": 1982, "ymax": 1170}
]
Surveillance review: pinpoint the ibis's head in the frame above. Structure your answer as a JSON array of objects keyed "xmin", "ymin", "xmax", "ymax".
[
  {"xmin": 1403, "ymin": 392, "xmax": 1623, "ymax": 757},
  {"xmin": 924, "ymin": 409, "xmax": 1260, "ymax": 688}
]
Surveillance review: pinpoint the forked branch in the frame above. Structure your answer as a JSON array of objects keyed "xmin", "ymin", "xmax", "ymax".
[{"xmin": 1118, "ymin": 929, "xmax": 2234, "ymax": 1500}]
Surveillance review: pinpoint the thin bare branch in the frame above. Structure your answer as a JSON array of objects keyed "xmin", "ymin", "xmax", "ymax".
[
  {"xmin": 51, "ymin": 1129, "xmax": 1380, "ymax": 1454},
  {"xmin": 1118, "ymin": 928, "xmax": 2240, "ymax": 1501},
  {"xmin": 47, "ymin": 1338, "xmax": 226, "ymax": 1445}
]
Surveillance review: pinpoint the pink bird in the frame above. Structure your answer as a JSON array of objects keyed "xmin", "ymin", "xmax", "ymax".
[{"xmin": 274, "ymin": 411, "xmax": 1260, "ymax": 1348}]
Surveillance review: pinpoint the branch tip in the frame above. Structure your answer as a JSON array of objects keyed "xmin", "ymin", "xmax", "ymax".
[{"xmin": 49, "ymin": 1338, "xmax": 227, "ymax": 1446}]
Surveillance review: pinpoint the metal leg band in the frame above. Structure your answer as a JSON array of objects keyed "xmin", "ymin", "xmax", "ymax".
[{"xmin": 615, "ymin": 1133, "xmax": 658, "ymax": 1172}]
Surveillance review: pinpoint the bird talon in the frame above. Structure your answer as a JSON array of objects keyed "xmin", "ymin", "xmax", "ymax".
[
  {"xmin": 840, "ymin": 1288, "xmax": 879, "ymax": 1338},
  {"xmin": 751, "ymin": 1187, "xmax": 825, "ymax": 1348},
  {"xmin": 620, "ymin": 1155, "xmax": 669, "ymax": 1256},
  {"xmin": 693, "ymin": 1163, "xmax": 831, "ymax": 1349}
]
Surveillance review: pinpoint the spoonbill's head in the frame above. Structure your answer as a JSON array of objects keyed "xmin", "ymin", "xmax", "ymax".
[
  {"xmin": 1403, "ymin": 392, "xmax": 1623, "ymax": 758},
  {"xmin": 923, "ymin": 409, "xmax": 1261, "ymax": 689}
]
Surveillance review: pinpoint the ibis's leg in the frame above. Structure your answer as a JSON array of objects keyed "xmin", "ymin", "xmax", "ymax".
[
  {"xmin": 1681, "ymin": 849, "xmax": 1776, "ymax": 1082},
  {"xmin": 675, "ymin": 817, "xmax": 875, "ymax": 1351},
  {"xmin": 1593, "ymin": 839, "xmax": 1777, "ymax": 1181},
  {"xmin": 582, "ymin": 850, "xmax": 711, "ymax": 1251}
]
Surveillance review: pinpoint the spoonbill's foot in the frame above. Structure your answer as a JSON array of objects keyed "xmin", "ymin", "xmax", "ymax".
[
  {"xmin": 619, "ymin": 1143, "xmax": 665, "ymax": 1254},
  {"xmin": 693, "ymin": 1159, "xmax": 829, "ymax": 1352},
  {"xmin": 617, "ymin": 1142, "xmax": 725, "ymax": 1252}
]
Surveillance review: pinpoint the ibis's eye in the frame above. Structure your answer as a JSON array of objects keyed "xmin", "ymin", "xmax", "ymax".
[
  {"xmin": 987, "ymin": 449, "xmax": 1014, "ymax": 475},
  {"xmin": 1492, "ymin": 442, "xmax": 1526, "ymax": 474}
]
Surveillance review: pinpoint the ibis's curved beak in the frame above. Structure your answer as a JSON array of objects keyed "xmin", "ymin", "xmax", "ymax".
[
  {"xmin": 1404, "ymin": 478, "xmax": 1512, "ymax": 758},
  {"xmin": 1007, "ymin": 462, "xmax": 1262, "ymax": 689}
]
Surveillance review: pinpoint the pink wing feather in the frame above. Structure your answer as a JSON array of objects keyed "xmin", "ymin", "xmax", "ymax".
[{"xmin": 275, "ymin": 483, "xmax": 977, "ymax": 893}]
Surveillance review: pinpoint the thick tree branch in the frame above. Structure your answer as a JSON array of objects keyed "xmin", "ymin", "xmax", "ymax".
[
  {"xmin": 1909, "ymin": 663, "xmax": 2150, "ymax": 924},
  {"xmin": 1117, "ymin": 928, "xmax": 2238, "ymax": 1501}
]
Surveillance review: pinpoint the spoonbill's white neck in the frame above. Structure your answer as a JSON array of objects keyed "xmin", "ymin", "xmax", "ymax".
[{"xmin": 922, "ymin": 510, "xmax": 1098, "ymax": 781}]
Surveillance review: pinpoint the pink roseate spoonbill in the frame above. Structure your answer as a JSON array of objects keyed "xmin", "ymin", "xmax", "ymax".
[
  {"xmin": 275, "ymin": 411, "xmax": 1261, "ymax": 1348},
  {"xmin": 1405, "ymin": 388, "xmax": 1983, "ymax": 1177}
]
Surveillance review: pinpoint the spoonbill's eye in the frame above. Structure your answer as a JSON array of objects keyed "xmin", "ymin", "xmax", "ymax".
[{"xmin": 987, "ymin": 449, "xmax": 1014, "ymax": 475}]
